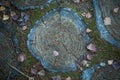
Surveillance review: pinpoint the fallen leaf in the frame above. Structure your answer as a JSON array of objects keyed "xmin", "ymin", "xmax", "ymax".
[
  {"xmin": 81, "ymin": 12, "xmax": 86, "ymax": 17},
  {"xmin": 22, "ymin": 25, "xmax": 27, "ymax": 31},
  {"xmin": 86, "ymin": 28, "xmax": 92, "ymax": 33},
  {"xmin": 37, "ymin": 70, "xmax": 45, "ymax": 76},
  {"xmin": 104, "ymin": 17, "xmax": 111, "ymax": 25},
  {"xmin": 108, "ymin": 60, "xmax": 113, "ymax": 65},
  {"xmin": 113, "ymin": 7, "xmax": 119, "ymax": 13},
  {"xmin": 10, "ymin": 11, "xmax": 18, "ymax": 21},
  {"xmin": 87, "ymin": 43, "xmax": 96, "ymax": 52},
  {"xmin": 85, "ymin": 12, "xmax": 92, "ymax": 19},
  {"xmin": 86, "ymin": 54, "xmax": 93, "ymax": 60},
  {"xmin": 73, "ymin": 0, "xmax": 80, "ymax": 3},
  {"xmin": 3, "ymin": 14, "xmax": 9, "ymax": 20},
  {"xmin": 0, "ymin": 6, "xmax": 5, "ymax": 11},
  {"xmin": 18, "ymin": 53, "xmax": 26, "ymax": 62},
  {"xmin": 65, "ymin": 76, "xmax": 72, "ymax": 80},
  {"xmin": 81, "ymin": 60, "xmax": 88, "ymax": 66}
]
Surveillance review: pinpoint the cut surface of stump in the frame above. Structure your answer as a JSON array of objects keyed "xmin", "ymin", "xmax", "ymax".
[{"xmin": 27, "ymin": 8, "xmax": 90, "ymax": 72}]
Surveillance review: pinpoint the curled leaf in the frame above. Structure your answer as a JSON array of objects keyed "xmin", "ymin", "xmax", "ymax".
[
  {"xmin": 87, "ymin": 43, "xmax": 96, "ymax": 52},
  {"xmin": 86, "ymin": 54, "xmax": 93, "ymax": 60},
  {"xmin": 113, "ymin": 7, "xmax": 119, "ymax": 13},
  {"xmin": 18, "ymin": 53, "xmax": 26, "ymax": 62},
  {"xmin": 81, "ymin": 12, "xmax": 86, "ymax": 17},
  {"xmin": 85, "ymin": 12, "xmax": 92, "ymax": 19}
]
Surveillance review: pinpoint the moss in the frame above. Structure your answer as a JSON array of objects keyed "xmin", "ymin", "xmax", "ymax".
[{"xmin": 29, "ymin": 3, "xmax": 58, "ymax": 26}]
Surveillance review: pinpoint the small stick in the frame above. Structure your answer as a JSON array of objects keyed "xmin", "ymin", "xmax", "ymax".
[{"xmin": 8, "ymin": 63, "xmax": 34, "ymax": 80}]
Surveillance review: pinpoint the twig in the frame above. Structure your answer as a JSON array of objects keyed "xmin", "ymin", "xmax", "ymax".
[{"xmin": 8, "ymin": 63, "xmax": 34, "ymax": 80}]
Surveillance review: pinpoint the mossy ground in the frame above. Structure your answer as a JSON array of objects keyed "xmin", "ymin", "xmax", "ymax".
[{"xmin": 12, "ymin": 1, "xmax": 120, "ymax": 80}]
